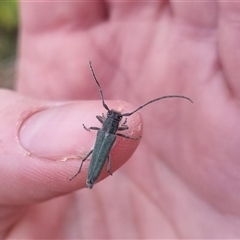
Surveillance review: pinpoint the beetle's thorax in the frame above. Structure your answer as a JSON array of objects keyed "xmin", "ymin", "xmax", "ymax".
[{"xmin": 101, "ymin": 110, "xmax": 123, "ymax": 134}]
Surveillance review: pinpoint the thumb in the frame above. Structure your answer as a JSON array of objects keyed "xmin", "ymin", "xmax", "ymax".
[{"xmin": 0, "ymin": 89, "xmax": 141, "ymax": 205}]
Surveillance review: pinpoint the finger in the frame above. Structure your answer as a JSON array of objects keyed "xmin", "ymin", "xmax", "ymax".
[
  {"xmin": 159, "ymin": 2, "xmax": 218, "ymax": 90},
  {"xmin": 171, "ymin": 1, "xmax": 217, "ymax": 29},
  {"xmin": 107, "ymin": 1, "xmax": 163, "ymax": 20},
  {"xmin": 0, "ymin": 90, "xmax": 141, "ymax": 207},
  {"xmin": 20, "ymin": 1, "xmax": 107, "ymax": 31},
  {"xmin": 219, "ymin": 2, "xmax": 240, "ymax": 98},
  {"xmin": 17, "ymin": 1, "xmax": 108, "ymax": 98}
]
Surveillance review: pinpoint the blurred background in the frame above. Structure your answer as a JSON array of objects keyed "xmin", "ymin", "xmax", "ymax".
[{"xmin": 0, "ymin": 0, "xmax": 18, "ymax": 89}]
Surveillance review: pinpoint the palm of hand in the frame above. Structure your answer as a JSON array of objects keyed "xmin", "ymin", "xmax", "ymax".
[{"xmin": 9, "ymin": 2, "xmax": 240, "ymax": 239}]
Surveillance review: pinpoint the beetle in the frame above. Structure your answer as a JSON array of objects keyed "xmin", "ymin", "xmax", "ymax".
[{"xmin": 70, "ymin": 61, "xmax": 192, "ymax": 188}]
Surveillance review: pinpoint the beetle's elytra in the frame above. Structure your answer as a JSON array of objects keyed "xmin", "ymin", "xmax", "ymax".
[{"xmin": 70, "ymin": 61, "xmax": 193, "ymax": 188}]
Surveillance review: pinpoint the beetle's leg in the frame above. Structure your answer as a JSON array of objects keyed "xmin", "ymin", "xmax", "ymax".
[
  {"xmin": 83, "ymin": 114, "xmax": 105, "ymax": 131},
  {"xmin": 83, "ymin": 124, "xmax": 100, "ymax": 131},
  {"xmin": 118, "ymin": 125, "xmax": 128, "ymax": 131},
  {"xmin": 118, "ymin": 118, "xmax": 129, "ymax": 131},
  {"xmin": 69, "ymin": 149, "xmax": 93, "ymax": 180},
  {"xmin": 96, "ymin": 115, "xmax": 104, "ymax": 124},
  {"xmin": 117, "ymin": 118, "xmax": 140, "ymax": 139},
  {"xmin": 107, "ymin": 155, "xmax": 113, "ymax": 175},
  {"xmin": 122, "ymin": 117, "xmax": 127, "ymax": 125},
  {"xmin": 116, "ymin": 133, "xmax": 141, "ymax": 140}
]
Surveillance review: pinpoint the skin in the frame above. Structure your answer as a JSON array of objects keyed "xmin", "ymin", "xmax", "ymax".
[{"xmin": 1, "ymin": 1, "xmax": 240, "ymax": 238}]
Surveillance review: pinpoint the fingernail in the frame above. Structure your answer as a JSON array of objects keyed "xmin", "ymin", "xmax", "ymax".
[{"xmin": 19, "ymin": 102, "xmax": 100, "ymax": 159}]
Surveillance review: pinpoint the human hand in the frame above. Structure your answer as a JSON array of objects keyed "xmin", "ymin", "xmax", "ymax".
[{"xmin": 2, "ymin": 1, "xmax": 240, "ymax": 239}]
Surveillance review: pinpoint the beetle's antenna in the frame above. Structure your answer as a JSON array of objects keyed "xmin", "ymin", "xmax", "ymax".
[
  {"xmin": 121, "ymin": 95, "xmax": 193, "ymax": 117},
  {"xmin": 89, "ymin": 61, "xmax": 110, "ymax": 111}
]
